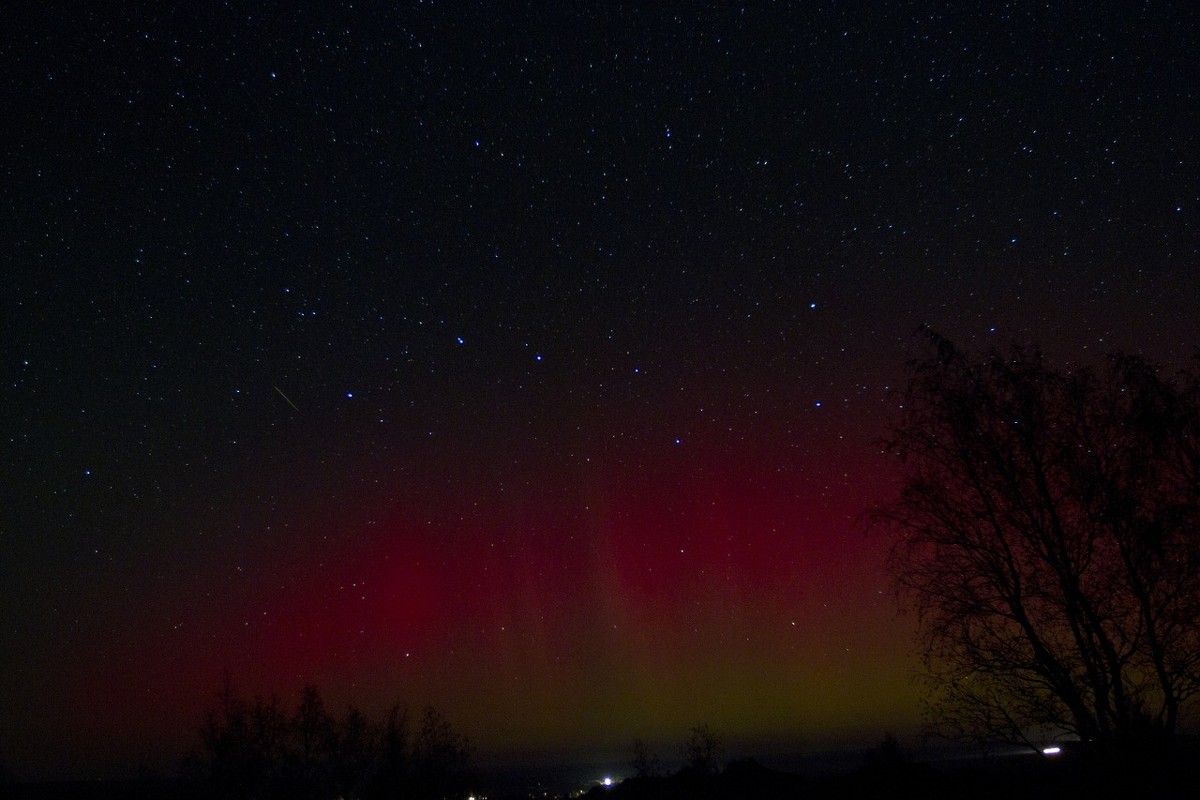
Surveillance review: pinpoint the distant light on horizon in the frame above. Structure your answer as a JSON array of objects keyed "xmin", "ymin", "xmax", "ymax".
[{"xmin": 1042, "ymin": 746, "xmax": 1062, "ymax": 756}]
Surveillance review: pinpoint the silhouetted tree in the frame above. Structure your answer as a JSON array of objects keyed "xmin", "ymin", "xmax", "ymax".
[
  {"xmin": 331, "ymin": 705, "xmax": 376, "ymax": 799},
  {"xmin": 683, "ymin": 723, "xmax": 724, "ymax": 776},
  {"xmin": 861, "ymin": 732, "xmax": 907, "ymax": 771},
  {"xmin": 631, "ymin": 737, "xmax": 662, "ymax": 778},
  {"xmin": 873, "ymin": 332, "xmax": 1200, "ymax": 753},
  {"xmin": 286, "ymin": 684, "xmax": 336, "ymax": 798},
  {"xmin": 369, "ymin": 703, "xmax": 410, "ymax": 798},
  {"xmin": 411, "ymin": 705, "xmax": 473, "ymax": 799},
  {"xmin": 201, "ymin": 675, "xmax": 288, "ymax": 799}
]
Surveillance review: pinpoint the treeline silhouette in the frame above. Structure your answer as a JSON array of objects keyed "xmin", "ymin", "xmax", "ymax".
[{"xmin": 199, "ymin": 677, "xmax": 472, "ymax": 800}]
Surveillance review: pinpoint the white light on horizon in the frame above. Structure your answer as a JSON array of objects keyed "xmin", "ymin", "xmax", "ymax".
[{"xmin": 1042, "ymin": 746, "xmax": 1062, "ymax": 756}]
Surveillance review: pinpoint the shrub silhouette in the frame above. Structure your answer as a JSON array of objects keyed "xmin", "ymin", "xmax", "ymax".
[
  {"xmin": 630, "ymin": 737, "xmax": 661, "ymax": 778},
  {"xmin": 683, "ymin": 723, "xmax": 724, "ymax": 776}
]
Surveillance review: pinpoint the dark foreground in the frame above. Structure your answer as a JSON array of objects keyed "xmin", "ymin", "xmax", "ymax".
[
  {"xmin": 6, "ymin": 745, "xmax": 1199, "ymax": 800},
  {"xmin": 576, "ymin": 752, "xmax": 1200, "ymax": 800}
]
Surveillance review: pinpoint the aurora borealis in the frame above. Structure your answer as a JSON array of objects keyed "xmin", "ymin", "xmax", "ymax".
[{"xmin": 2, "ymin": 1, "xmax": 1197, "ymax": 782}]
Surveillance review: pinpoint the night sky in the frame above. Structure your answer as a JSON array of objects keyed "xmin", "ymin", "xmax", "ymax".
[{"xmin": 2, "ymin": 1, "xmax": 1197, "ymax": 782}]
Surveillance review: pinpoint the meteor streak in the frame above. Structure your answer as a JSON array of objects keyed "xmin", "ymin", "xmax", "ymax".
[{"xmin": 273, "ymin": 385, "xmax": 300, "ymax": 412}]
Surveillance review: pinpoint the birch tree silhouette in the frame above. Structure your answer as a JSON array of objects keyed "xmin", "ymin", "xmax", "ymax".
[{"xmin": 873, "ymin": 332, "xmax": 1200, "ymax": 752}]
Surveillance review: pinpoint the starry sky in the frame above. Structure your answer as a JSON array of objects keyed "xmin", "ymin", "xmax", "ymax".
[{"xmin": 2, "ymin": 1, "xmax": 1197, "ymax": 782}]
